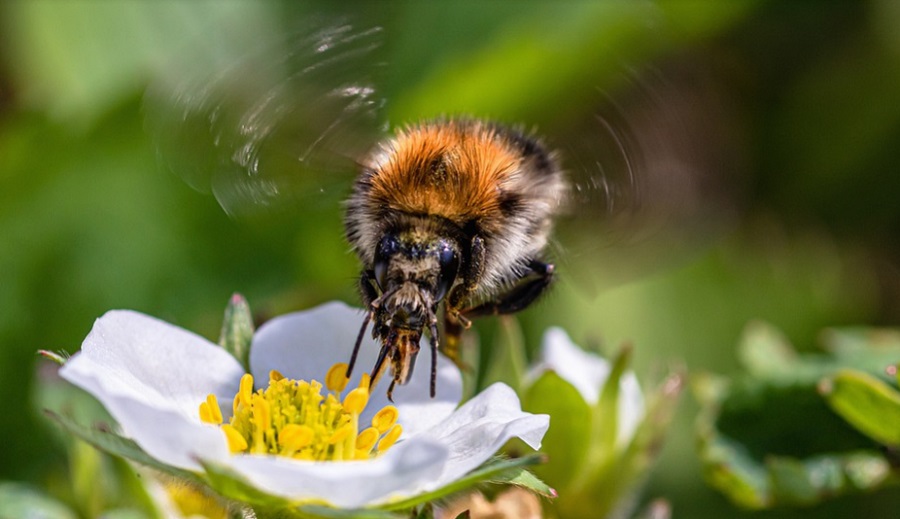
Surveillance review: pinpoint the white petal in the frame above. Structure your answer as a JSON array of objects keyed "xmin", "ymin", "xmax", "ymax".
[
  {"xmin": 617, "ymin": 371, "xmax": 645, "ymax": 445},
  {"xmin": 535, "ymin": 327, "xmax": 645, "ymax": 444},
  {"xmin": 421, "ymin": 383, "xmax": 549, "ymax": 490},
  {"xmin": 535, "ymin": 327, "xmax": 612, "ymax": 405},
  {"xmin": 59, "ymin": 310, "xmax": 242, "ymax": 469},
  {"xmin": 250, "ymin": 301, "xmax": 462, "ymax": 436},
  {"xmin": 224, "ymin": 437, "xmax": 448, "ymax": 508}
]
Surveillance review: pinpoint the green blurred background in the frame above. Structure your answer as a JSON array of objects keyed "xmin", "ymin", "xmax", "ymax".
[{"xmin": 2, "ymin": 1, "xmax": 900, "ymax": 517}]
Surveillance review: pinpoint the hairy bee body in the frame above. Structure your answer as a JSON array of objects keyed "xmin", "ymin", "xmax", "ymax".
[{"xmin": 344, "ymin": 118, "xmax": 567, "ymax": 398}]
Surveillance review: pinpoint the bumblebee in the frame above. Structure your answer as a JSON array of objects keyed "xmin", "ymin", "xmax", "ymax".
[
  {"xmin": 146, "ymin": 23, "xmax": 737, "ymax": 401},
  {"xmin": 344, "ymin": 119, "xmax": 567, "ymax": 399}
]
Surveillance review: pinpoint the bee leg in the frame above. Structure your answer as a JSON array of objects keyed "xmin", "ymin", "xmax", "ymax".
[
  {"xmin": 440, "ymin": 236, "xmax": 485, "ymax": 367},
  {"xmin": 347, "ymin": 310, "xmax": 372, "ymax": 378},
  {"xmin": 441, "ymin": 310, "xmax": 476, "ymax": 373},
  {"xmin": 387, "ymin": 379, "xmax": 397, "ymax": 402},
  {"xmin": 448, "ymin": 235, "xmax": 486, "ymax": 311},
  {"xmin": 428, "ymin": 315, "xmax": 439, "ymax": 398},
  {"xmin": 347, "ymin": 270, "xmax": 380, "ymax": 378},
  {"xmin": 369, "ymin": 328, "xmax": 397, "ymax": 393},
  {"xmin": 463, "ymin": 259, "xmax": 555, "ymax": 318},
  {"xmin": 358, "ymin": 269, "xmax": 379, "ymax": 306}
]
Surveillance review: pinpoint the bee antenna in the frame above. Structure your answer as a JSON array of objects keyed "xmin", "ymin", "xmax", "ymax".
[{"xmin": 347, "ymin": 310, "xmax": 372, "ymax": 378}]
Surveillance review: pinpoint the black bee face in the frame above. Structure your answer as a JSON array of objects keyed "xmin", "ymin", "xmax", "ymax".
[
  {"xmin": 361, "ymin": 230, "xmax": 462, "ymax": 399},
  {"xmin": 372, "ymin": 232, "xmax": 461, "ymax": 319}
]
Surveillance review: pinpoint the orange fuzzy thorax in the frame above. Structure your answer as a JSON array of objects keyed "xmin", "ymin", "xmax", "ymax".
[{"xmin": 368, "ymin": 121, "xmax": 522, "ymax": 225}]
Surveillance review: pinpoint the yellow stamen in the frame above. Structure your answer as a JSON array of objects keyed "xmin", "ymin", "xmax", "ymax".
[
  {"xmin": 207, "ymin": 394, "xmax": 223, "ymax": 424},
  {"xmin": 356, "ymin": 427, "xmax": 379, "ymax": 452},
  {"xmin": 199, "ymin": 402, "xmax": 213, "ymax": 424},
  {"xmin": 329, "ymin": 423, "xmax": 353, "ymax": 444},
  {"xmin": 372, "ymin": 405, "xmax": 399, "ymax": 433},
  {"xmin": 200, "ymin": 363, "xmax": 402, "ymax": 462},
  {"xmin": 199, "ymin": 394, "xmax": 223, "ymax": 425},
  {"xmin": 326, "ymin": 362, "xmax": 350, "ymax": 392},
  {"xmin": 343, "ymin": 387, "xmax": 369, "ymax": 415},
  {"xmin": 239, "ymin": 373, "xmax": 254, "ymax": 407},
  {"xmin": 250, "ymin": 394, "xmax": 270, "ymax": 454},
  {"xmin": 378, "ymin": 424, "xmax": 403, "ymax": 452},
  {"xmin": 252, "ymin": 395, "xmax": 271, "ymax": 432},
  {"xmin": 279, "ymin": 424, "xmax": 314, "ymax": 451},
  {"xmin": 358, "ymin": 372, "xmax": 371, "ymax": 390},
  {"xmin": 222, "ymin": 424, "xmax": 248, "ymax": 453}
]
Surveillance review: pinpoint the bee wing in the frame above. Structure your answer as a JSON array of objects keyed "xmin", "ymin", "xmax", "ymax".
[
  {"xmin": 547, "ymin": 63, "xmax": 745, "ymax": 294},
  {"xmin": 144, "ymin": 23, "xmax": 388, "ymax": 217}
]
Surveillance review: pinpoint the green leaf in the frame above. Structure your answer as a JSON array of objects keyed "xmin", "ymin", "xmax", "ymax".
[
  {"xmin": 766, "ymin": 456, "xmax": 832, "ymax": 506},
  {"xmin": 412, "ymin": 503, "xmax": 434, "ymax": 519},
  {"xmin": 523, "ymin": 371, "xmax": 592, "ymax": 490},
  {"xmin": 382, "ymin": 454, "xmax": 547, "ymax": 511},
  {"xmin": 294, "ymin": 505, "xmax": 401, "ymax": 519},
  {"xmin": 820, "ymin": 327, "xmax": 900, "ymax": 374},
  {"xmin": 70, "ymin": 439, "xmax": 107, "ymax": 518},
  {"xmin": 37, "ymin": 376, "xmax": 162, "ymax": 518},
  {"xmin": 502, "ymin": 467, "xmax": 555, "ymax": 498},
  {"xmin": 697, "ymin": 432, "xmax": 769, "ymax": 509},
  {"xmin": 767, "ymin": 452, "xmax": 892, "ymax": 507},
  {"xmin": 0, "ymin": 482, "xmax": 78, "ymax": 519},
  {"xmin": 219, "ymin": 293, "xmax": 255, "ymax": 371},
  {"xmin": 695, "ymin": 323, "xmax": 900, "ymax": 511},
  {"xmin": 735, "ymin": 322, "xmax": 831, "ymax": 384},
  {"xmin": 821, "ymin": 369, "xmax": 900, "ymax": 446},
  {"xmin": 44, "ymin": 410, "xmax": 202, "ymax": 485},
  {"xmin": 737, "ymin": 321, "xmax": 798, "ymax": 378},
  {"xmin": 821, "ymin": 328, "xmax": 900, "ymax": 357}
]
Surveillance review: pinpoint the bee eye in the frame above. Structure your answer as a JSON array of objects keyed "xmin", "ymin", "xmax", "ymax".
[
  {"xmin": 374, "ymin": 234, "xmax": 399, "ymax": 290},
  {"xmin": 435, "ymin": 243, "xmax": 459, "ymax": 302}
]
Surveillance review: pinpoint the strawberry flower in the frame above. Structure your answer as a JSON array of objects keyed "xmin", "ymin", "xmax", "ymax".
[{"xmin": 58, "ymin": 301, "xmax": 548, "ymax": 512}]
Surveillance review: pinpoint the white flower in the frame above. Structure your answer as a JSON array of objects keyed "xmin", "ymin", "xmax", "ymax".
[
  {"xmin": 530, "ymin": 327, "xmax": 644, "ymax": 446},
  {"xmin": 59, "ymin": 301, "xmax": 548, "ymax": 509}
]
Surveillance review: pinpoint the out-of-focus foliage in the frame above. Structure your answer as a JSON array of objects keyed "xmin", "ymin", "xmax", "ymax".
[
  {"xmin": 818, "ymin": 331, "xmax": 900, "ymax": 447},
  {"xmin": 1, "ymin": 0, "xmax": 900, "ymax": 518},
  {"xmin": 696, "ymin": 324, "xmax": 900, "ymax": 508},
  {"xmin": 523, "ymin": 339, "xmax": 682, "ymax": 519}
]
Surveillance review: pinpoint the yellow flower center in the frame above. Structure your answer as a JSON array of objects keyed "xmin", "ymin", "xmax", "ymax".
[{"xmin": 198, "ymin": 363, "xmax": 401, "ymax": 461}]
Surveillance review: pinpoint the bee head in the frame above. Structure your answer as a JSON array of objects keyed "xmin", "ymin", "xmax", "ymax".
[
  {"xmin": 372, "ymin": 232, "xmax": 461, "ymax": 312},
  {"xmin": 362, "ymin": 227, "xmax": 461, "ymax": 398}
]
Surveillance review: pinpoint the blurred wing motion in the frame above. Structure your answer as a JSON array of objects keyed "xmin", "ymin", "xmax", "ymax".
[
  {"xmin": 146, "ymin": 17, "xmax": 744, "ymax": 297},
  {"xmin": 547, "ymin": 61, "xmax": 745, "ymax": 293},
  {"xmin": 144, "ymin": 23, "xmax": 388, "ymax": 217}
]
